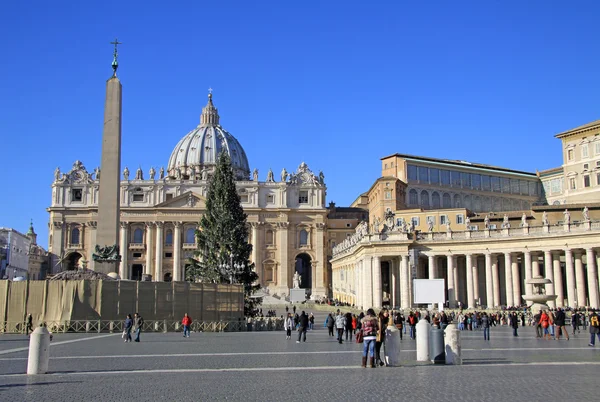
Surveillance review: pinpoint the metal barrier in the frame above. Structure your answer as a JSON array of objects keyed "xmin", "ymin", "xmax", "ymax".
[{"xmin": 0, "ymin": 319, "xmax": 284, "ymax": 334}]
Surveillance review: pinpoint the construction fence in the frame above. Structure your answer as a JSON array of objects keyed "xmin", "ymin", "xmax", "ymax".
[{"xmin": 0, "ymin": 280, "xmax": 244, "ymax": 333}]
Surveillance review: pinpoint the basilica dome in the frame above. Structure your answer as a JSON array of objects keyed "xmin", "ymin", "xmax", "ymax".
[{"xmin": 167, "ymin": 93, "xmax": 250, "ymax": 180}]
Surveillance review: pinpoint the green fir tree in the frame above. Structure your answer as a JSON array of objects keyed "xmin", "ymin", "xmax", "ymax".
[{"xmin": 186, "ymin": 152, "xmax": 261, "ymax": 315}]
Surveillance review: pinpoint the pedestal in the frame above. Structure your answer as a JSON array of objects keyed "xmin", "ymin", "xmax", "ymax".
[{"xmin": 290, "ymin": 288, "xmax": 306, "ymax": 303}]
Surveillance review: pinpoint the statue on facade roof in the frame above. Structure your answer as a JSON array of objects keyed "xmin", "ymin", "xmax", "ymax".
[
  {"xmin": 319, "ymin": 171, "xmax": 325, "ymax": 184},
  {"xmin": 521, "ymin": 213, "xmax": 528, "ymax": 227},
  {"xmin": 583, "ymin": 206, "xmax": 590, "ymax": 222},
  {"xmin": 281, "ymin": 168, "xmax": 288, "ymax": 182},
  {"xmin": 428, "ymin": 219, "xmax": 434, "ymax": 232},
  {"xmin": 123, "ymin": 167, "xmax": 130, "ymax": 181},
  {"xmin": 159, "ymin": 166, "xmax": 165, "ymax": 180},
  {"xmin": 201, "ymin": 167, "xmax": 208, "ymax": 181},
  {"xmin": 563, "ymin": 209, "xmax": 571, "ymax": 224},
  {"xmin": 484, "ymin": 215, "xmax": 490, "ymax": 229},
  {"xmin": 267, "ymin": 168, "xmax": 274, "ymax": 182},
  {"xmin": 149, "ymin": 166, "xmax": 156, "ymax": 180},
  {"xmin": 542, "ymin": 211, "xmax": 549, "ymax": 226},
  {"xmin": 446, "ymin": 220, "xmax": 452, "ymax": 233},
  {"xmin": 374, "ymin": 217, "xmax": 381, "ymax": 233},
  {"xmin": 94, "ymin": 167, "xmax": 101, "ymax": 180},
  {"xmin": 189, "ymin": 165, "xmax": 196, "ymax": 180},
  {"xmin": 501, "ymin": 214, "xmax": 509, "ymax": 229},
  {"xmin": 465, "ymin": 215, "xmax": 471, "ymax": 227},
  {"xmin": 54, "ymin": 167, "xmax": 61, "ymax": 182},
  {"xmin": 253, "ymin": 168, "xmax": 259, "ymax": 181},
  {"xmin": 135, "ymin": 167, "xmax": 143, "ymax": 180}
]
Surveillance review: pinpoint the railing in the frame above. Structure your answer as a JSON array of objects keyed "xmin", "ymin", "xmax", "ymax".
[
  {"xmin": 0, "ymin": 319, "xmax": 284, "ymax": 334},
  {"xmin": 129, "ymin": 243, "xmax": 145, "ymax": 250}
]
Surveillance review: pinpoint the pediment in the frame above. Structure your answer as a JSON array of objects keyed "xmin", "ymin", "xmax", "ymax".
[{"xmin": 155, "ymin": 191, "xmax": 206, "ymax": 209}]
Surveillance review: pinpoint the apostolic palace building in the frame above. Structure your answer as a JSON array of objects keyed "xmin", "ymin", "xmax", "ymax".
[{"xmin": 48, "ymin": 86, "xmax": 600, "ymax": 310}]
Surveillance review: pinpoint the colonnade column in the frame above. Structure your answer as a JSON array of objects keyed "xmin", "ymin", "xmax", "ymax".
[
  {"xmin": 465, "ymin": 254, "xmax": 475, "ymax": 308},
  {"xmin": 543, "ymin": 250, "xmax": 555, "ymax": 308},
  {"xmin": 485, "ymin": 253, "xmax": 493, "ymax": 307},
  {"xmin": 532, "ymin": 254, "xmax": 540, "ymax": 277},
  {"xmin": 504, "ymin": 253, "xmax": 513, "ymax": 307},
  {"xmin": 355, "ymin": 261, "xmax": 361, "ymax": 308},
  {"xmin": 473, "ymin": 257, "xmax": 480, "ymax": 305},
  {"xmin": 400, "ymin": 254, "xmax": 410, "ymax": 309},
  {"xmin": 447, "ymin": 255, "xmax": 456, "ymax": 308},
  {"xmin": 277, "ymin": 222, "xmax": 289, "ymax": 293},
  {"xmin": 428, "ymin": 255, "xmax": 437, "ymax": 279},
  {"xmin": 145, "ymin": 223, "xmax": 154, "ymax": 277},
  {"xmin": 586, "ymin": 248, "xmax": 599, "ymax": 309},
  {"xmin": 390, "ymin": 259, "xmax": 397, "ymax": 308},
  {"xmin": 574, "ymin": 251, "xmax": 587, "ymax": 308},
  {"xmin": 119, "ymin": 222, "xmax": 128, "ymax": 279},
  {"xmin": 552, "ymin": 252, "xmax": 564, "ymax": 308},
  {"xmin": 363, "ymin": 258, "xmax": 372, "ymax": 308},
  {"xmin": 565, "ymin": 249, "xmax": 576, "ymax": 307},
  {"xmin": 373, "ymin": 256, "xmax": 382, "ymax": 309},
  {"xmin": 524, "ymin": 250, "xmax": 532, "ymax": 299},
  {"xmin": 154, "ymin": 222, "xmax": 163, "ymax": 282},
  {"xmin": 511, "ymin": 254, "xmax": 521, "ymax": 307},
  {"xmin": 172, "ymin": 222, "xmax": 182, "ymax": 281},
  {"xmin": 492, "ymin": 255, "xmax": 500, "ymax": 307}
]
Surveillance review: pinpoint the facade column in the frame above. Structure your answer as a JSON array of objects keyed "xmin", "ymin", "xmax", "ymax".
[
  {"xmin": 453, "ymin": 257, "xmax": 460, "ymax": 307},
  {"xmin": 364, "ymin": 258, "xmax": 372, "ymax": 308},
  {"xmin": 473, "ymin": 257, "xmax": 480, "ymax": 305},
  {"xmin": 373, "ymin": 256, "xmax": 382, "ymax": 309},
  {"xmin": 447, "ymin": 255, "xmax": 456, "ymax": 308},
  {"xmin": 492, "ymin": 255, "xmax": 500, "ymax": 307},
  {"xmin": 532, "ymin": 254, "xmax": 541, "ymax": 278},
  {"xmin": 504, "ymin": 253, "xmax": 513, "ymax": 307},
  {"xmin": 428, "ymin": 255, "xmax": 437, "ymax": 279},
  {"xmin": 314, "ymin": 223, "xmax": 326, "ymax": 296},
  {"xmin": 543, "ymin": 250, "xmax": 555, "ymax": 308},
  {"xmin": 390, "ymin": 259, "xmax": 397, "ymax": 308},
  {"xmin": 145, "ymin": 223, "xmax": 154, "ymax": 278},
  {"xmin": 172, "ymin": 222, "xmax": 182, "ymax": 281},
  {"xmin": 565, "ymin": 249, "xmax": 576, "ymax": 307},
  {"xmin": 552, "ymin": 252, "xmax": 564, "ymax": 308},
  {"xmin": 485, "ymin": 253, "xmax": 493, "ymax": 308},
  {"xmin": 400, "ymin": 254, "xmax": 410, "ymax": 309},
  {"xmin": 277, "ymin": 222, "xmax": 289, "ymax": 293},
  {"xmin": 574, "ymin": 251, "xmax": 587, "ymax": 308},
  {"xmin": 524, "ymin": 250, "xmax": 532, "ymax": 299},
  {"xmin": 154, "ymin": 222, "xmax": 163, "ymax": 282},
  {"xmin": 586, "ymin": 248, "xmax": 599, "ymax": 309},
  {"xmin": 354, "ymin": 261, "xmax": 361, "ymax": 308},
  {"xmin": 119, "ymin": 222, "xmax": 128, "ymax": 279},
  {"xmin": 465, "ymin": 254, "xmax": 475, "ymax": 308},
  {"xmin": 511, "ymin": 254, "xmax": 521, "ymax": 307}
]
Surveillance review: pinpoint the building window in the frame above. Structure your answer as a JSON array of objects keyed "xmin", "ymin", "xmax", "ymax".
[
  {"xmin": 409, "ymin": 189, "xmax": 418, "ymax": 206},
  {"xmin": 426, "ymin": 216, "xmax": 435, "ymax": 225},
  {"xmin": 597, "ymin": 172, "xmax": 600, "ymax": 185},
  {"xmin": 584, "ymin": 175, "xmax": 591, "ymax": 188},
  {"xmin": 420, "ymin": 190, "xmax": 429, "ymax": 208},
  {"xmin": 431, "ymin": 192, "xmax": 440, "ymax": 208},
  {"xmin": 429, "ymin": 168, "xmax": 439, "ymax": 184},
  {"xmin": 384, "ymin": 191, "xmax": 392, "ymax": 200},
  {"xmin": 472, "ymin": 174, "xmax": 481, "ymax": 190},
  {"xmin": 133, "ymin": 228, "xmax": 143, "ymax": 244},
  {"xmin": 299, "ymin": 229, "xmax": 308, "ymax": 246},
  {"xmin": 468, "ymin": 225, "xmax": 478, "ymax": 231},
  {"xmin": 453, "ymin": 194, "xmax": 461, "ymax": 208},
  {"xmin": 596, "ymin": 142, "xmax": 600, "ymax": 155},
  {"xmin": 568, "ymin": 149, "xmax": 574, "ymax": 161},
  {"xmin": 451, "ymin": 171, "xmax": 461, "ymax": 187},
  {"xmin": 265, "ymin": 230, "xmax": 274, "ymax": 245},
  {"xmin": 491, "ymin": 177, "xmax": 501, "ymax": 192},
  {"xmin": 264, "ymin": 265, "xmax": 274, "ymax": 282},
  {"xmin": 584, "ymin": 163, "xmax": 589, "ymax": 171},
  {"xmin": 418, "ymin": 167, "xmax": 428, "ymax": 183},
  {"xmin": 481, "ymin": 175, "xmax": 491, "ymax": 191},
  {"xmin": 185, "ymin": 228, "xmax": 196, "ymax": 244},
  {"xmin": 71, "ymin": 228, "xmax": 80, "ymax": 245},
  {"xmin": 165, "ymin": 252, "xmax": 173, "ymax": 258},
  {"xmin": 461, "ymin": 173, "xmax": 471, "ymax": 188},
  {"xmin": 266, "ymin": 194, "xmax": 275, "ymax": 204},
  {"xmin": 501, "ymin": 177, "xmax": 510, "ymax": 193},
  {"xmin": 569, "ymin": 177, "xmax": 576, "ymax": 190},
  {"xmin": 582, "ymin": 144, "xmax": 589, "ymax": 158},
  {"xmin": 71, "ymin": 189, "xmax": 83, "ymax": 202},
  {"xmin": 132, "ymin": 188, "xmax": 144, "ymax": 202},
  {"xmin": 240, "ymin": 194, "xmax": 249, "ymax": 203},
  {"xmin": 165, "ymin": 230, "xmax": 173, "ymax": 245},
  {"xmin": 440, "ymin": 170, "xmax": 450, "ymax": 185},
  {"xmin": 442, "ymin": 193, "xmax": 451, "ymax": 208},
  {"xmin": 411, "ymin": 217, "xmax": 420, "ymax": 227},
  {"xmin": 407, "ymin": 165, "xmax": 418, "ymax": 182},
  {"xmin": 489, "ymin": 224, "xmax": 497, "ymax": 230},
  {"xmin": 396, "ymin": 218, "xmax": 404, "ymax": 227},
  {"xmin": 166, "ymin": 193, "xmax": 174, "ymax": 201},
  {"xmin": 299, "ymin": 191, "xmax": 309, "ymax": 204},
  {"xmin": 133, "ymin": 252, "xmax": 142, "ymax": 258},
  {"xmin": 456, "ymin": 214, "xmax": 464, "ymax": 224}
]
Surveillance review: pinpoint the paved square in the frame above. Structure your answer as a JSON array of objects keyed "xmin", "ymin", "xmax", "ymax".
[{"xmin": 0, "ymin": 312, "xmax": 599, "ymax": 401}]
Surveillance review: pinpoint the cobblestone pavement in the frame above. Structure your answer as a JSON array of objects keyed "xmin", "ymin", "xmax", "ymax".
[{"xmin": 1, "ymin": 314, "xmax": 599, "ymax": 401}]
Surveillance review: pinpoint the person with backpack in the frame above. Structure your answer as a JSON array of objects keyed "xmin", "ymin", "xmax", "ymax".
[
  {"xmin": 360, "ymin": 308, "xmax": 379, "ymax": 368},
  {"xmin": 588, "ymin": 310, "xmax": 600, "ymax": 346}
]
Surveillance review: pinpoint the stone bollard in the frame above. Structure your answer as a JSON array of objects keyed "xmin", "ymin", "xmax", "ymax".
[
  {"xmin": 384, "ymin": 324, "xmax": 401, "ymax": 366},
  {"xmin": 27, "ymin": 326, "xmax": 51, "ymax": 374},
  {"xmin": 429, "ymin": 326, "xmax": 445, "ymax": 364},
  {"xmin": 416, "ymin": 320, "xmax": 430, "ymax": 362},
  {"xmin": 444, "ymin": 324, "xmax": 462, "ymax": 365}
]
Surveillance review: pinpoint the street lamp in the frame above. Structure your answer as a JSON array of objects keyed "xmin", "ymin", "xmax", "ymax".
[{"xmin": 219, "ymin": 254, "xmax": 246, "ymax": 284}]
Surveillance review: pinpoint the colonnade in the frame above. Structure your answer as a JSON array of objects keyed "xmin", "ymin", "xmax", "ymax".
[{"xmin": 335, "ymin": 247, "xmax": 600, "ymax": 310}]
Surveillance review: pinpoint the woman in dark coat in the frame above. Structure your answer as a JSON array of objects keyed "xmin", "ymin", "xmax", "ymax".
[{"xmin": 509, "ymin": 312, "xmax": 519, "ymax": 337}]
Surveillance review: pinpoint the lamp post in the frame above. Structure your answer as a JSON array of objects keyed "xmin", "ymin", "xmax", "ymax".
[{"xmin": 219, "ymin": 254, "xmax": 245, "ymax": 284}]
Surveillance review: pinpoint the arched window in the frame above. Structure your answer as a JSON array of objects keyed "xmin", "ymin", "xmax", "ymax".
[
  {"xmin": 442, "ymin": 193, "xmax": 451, "ymax": 208},
  {"xmin": 265, "ymin": 230, "xmax": 274, "ymax": 245},
  {"xmin": 473, "ymin": 196, "xmax": 481, "ymax": 211},
  {"xmin": 165, "ymin": 230, "xmax": 173, "ymax": 245},
  {"xmin": 185, "ymin": 228, "xmax": 196, "ymax": 244},
  {"xmin": 409, "ymin": 189, "xmax": 418, "ymax": 206},
  {"xmin": 71, "ymin": 228, "xmax": 80, "ymax": 245},
  {"xmin": 463, "ymin": 195, "xmax": 471, "ymax": 210},
  {"xmin": 299, "ymin": 229, "xmax": 308, "ymax": 246},
  {"xmin": 133, "ymin": 228, "xmax": 143, "ymax": 244},
  {"xmin": 453, "ymin": 194, "xmax": 461, "ymax": 208},
  {"xmin": 431, "ymin": 192, "xmax": 440, "ymax": 209},
  {"xmin": 420, "ymin": 190, "xmax": 429, "ymax": 208}
]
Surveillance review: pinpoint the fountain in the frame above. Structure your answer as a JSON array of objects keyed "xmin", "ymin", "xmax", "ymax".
[{"xmin": 522, "ymin": 275, "xmax": 558, "ymax": 315}]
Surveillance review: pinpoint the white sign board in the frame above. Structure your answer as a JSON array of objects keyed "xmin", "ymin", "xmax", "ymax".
[{"xmin": 413, "ymin": 279, "xmax": 445, "ymax": 307}]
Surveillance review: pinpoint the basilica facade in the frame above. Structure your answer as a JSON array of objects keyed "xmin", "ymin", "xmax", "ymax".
[{"xmin": 47, "ymin": 94, "xmax": 332, "ymax": 298}]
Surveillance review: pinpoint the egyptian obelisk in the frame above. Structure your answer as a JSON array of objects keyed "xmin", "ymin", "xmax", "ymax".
[{"xmin": 92, "ymin": 39, "xmax": 123, "ymax": 274}]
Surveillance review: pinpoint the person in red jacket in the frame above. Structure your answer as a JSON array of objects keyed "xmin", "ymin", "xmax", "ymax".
[{"xmin": 182, "ymin": 313, "xmax": 192, "ymax": 338}]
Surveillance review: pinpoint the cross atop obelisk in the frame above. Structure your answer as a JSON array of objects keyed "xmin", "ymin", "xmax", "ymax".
[
  {"xmin": 110, "ymin": 38, "xmax": 122, "ymax": 78},
  {"xmin": 93, "ymin": 39, "xmax": 123, "ymax": 274}
]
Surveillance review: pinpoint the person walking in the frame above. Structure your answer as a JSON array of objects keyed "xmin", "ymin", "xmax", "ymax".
[
  {"xmin": 25, "ymin": 314, "xmax": 33, "ymax": 336},
  {"xmin": 344, "ymin": 312, "xmax": 353, "ymax": 341},
  {"xmin": 554, "ymin": 308, "xmax": 570, "ymax": 341},
  {"xmin": 335, "ymin": 311, "xmax": 346, "ymax": 344},
  {"xmin": 588, "ymin": 310, "xmax": 600, "ymax": 346},
  {"xmin": 360, "ymin": 308, "xmax": 379, "ymax": 368},
  {"xmin": 326, "ymin": 313, "xmax": 335, "ymax": 336},
  {"xmin": 284, "ymin": 313, "xmax": 293, "ymax": 340},
  {"xmin": 182, "ymin": 313, "xmax": 192, "ymax": 338},
  {"xmin": 133, "ymin": 313, "xmax": 144, "ymax": 342},
  {"xmin": 123, "ymin": 314, "xmax": 133, "ymax": 343},
  {"xmin": 572, "ymin": 311, "xmax": 580, "ymax": 335},
  {"xmin": 375, "ymin": 309, "xmax": 389, "ymax": 366},
  {"xmin": 394, "ymin": 312, "xmax": 403, "ymax": 341},
  {"xmin": 408, "ymin": 312, "xmax": 417, "ymax": 340},
  {"xmin": 481, "ymin": 313, "xmax": 490, "ymax": 341},
  {"xmin": 539, "ymin": 310, "xmax": 551, "ymax": 340},
  {"xmin": 309, "ymin": 313, "xmax": 315, "ymax": 331},
  {"xmin": 296, "ymin": 311, "xmax": 308, "ymax": 343},
  {"xmin": 509, "ymin": 312, "xmax": 519, "ymax": 337}
]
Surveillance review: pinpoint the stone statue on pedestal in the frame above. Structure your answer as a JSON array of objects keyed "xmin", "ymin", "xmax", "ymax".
[
  {"xmin": 159, "ymin": 167, "xmax": 165, "ymax": 179},
  {"xmin": 281, "ymin": 168, "xmax": 288, "ymax": 182},
  {"xmin": 149, "ymin": 167, "xmax": 156, "ymax": 180},
  {"xmin": 563, "ymin": 209, "xmax": 571, "ymax": 224},
  {"xmin": 428, "ymin": 220, "xmax": 434, "ymax": 232},
  {"xmin": 293, "ymin": 271, "xmax": 301, "ymax": 289},
  {"xmin": 521, "ymin": 213, "xmax": 528, "ymax": 227},
  {"xmin": 135, "ymin": 167, "xmax": 143, "ymax": 180},
  {"xmin": 542, "ymin": 211, "xmax": 549, "ymax": 226},
  {"xmin": 123, "ymin": 167, "xmax": 130, "ymax": 181},
  {"xmin": 189, "ymin": 165, "xmax": 196, "ymax": 180},
  {"xmin": 94, "ymin": 167, "xmax": 101, "ymax": 180},
  {"xmin": 502, "ymin": 214, "xmax": 509, "ymax": 229},
  {"xmin": 201, "ymin": 167, "xmax": 208, "ymax": 181},
  {"xmin": 267, "ymin": 168, "xmax": 274, "ymax": 182},
  {"xmin": 484, "ymin": 215, "xmax": 490, "ymax": 229},
  {"xmin": 253, "ymin": 169, "xmax": 259, "ymax": 181},
  {"xmin": 54, "ymin": 167, "xmax": 61, "ymax": 181},
  {"xmin": 583, "ymin": 206, "xmax": 590, "ymax": 222}
]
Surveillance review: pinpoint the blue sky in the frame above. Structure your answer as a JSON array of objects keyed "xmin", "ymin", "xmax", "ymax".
[{"xmin": 1, "ymin": 1, "xmax": 599, "ymax": 248}]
